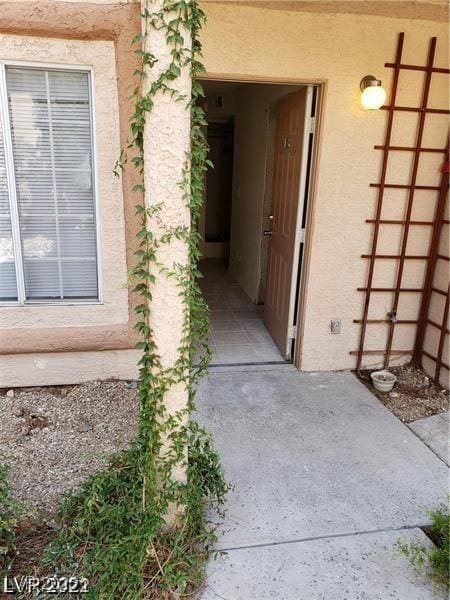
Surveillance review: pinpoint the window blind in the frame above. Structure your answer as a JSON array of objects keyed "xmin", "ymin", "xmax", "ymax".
[
  {"xmin": 5, "ymin": 67, "xmax": 98, "ymax": 300},
  {"xmin": 0, "ymin": 117, "xmax": 18, "ymax": 300}
]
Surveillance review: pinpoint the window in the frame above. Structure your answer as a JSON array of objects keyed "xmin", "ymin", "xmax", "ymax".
[{"xmin": 0, "ymin": 65, "xmax": 99, "ymax": 303}]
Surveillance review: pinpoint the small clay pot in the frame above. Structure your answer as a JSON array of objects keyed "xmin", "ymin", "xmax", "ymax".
[{"xmin": 370, "ymin": 370, "xmax": 397, "ymax": 393}]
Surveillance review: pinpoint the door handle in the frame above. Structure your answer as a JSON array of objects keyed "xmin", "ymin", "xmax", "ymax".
[{"xmin": 264, "ymin": 215, "xmax": 274, "ymax": 235}]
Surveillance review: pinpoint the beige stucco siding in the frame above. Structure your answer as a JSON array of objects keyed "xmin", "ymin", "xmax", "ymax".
[
  {"xmin": 0, "ymin": 32, "xmax": 138, "ymax": 385},
  {"xmin": 0, "ymin": 350, "xmax": 140, "ymax": 387},
  {"xmin": 1, "ymin": 1, "xmax": 448, "ymax": 386},
  {"xmin": 0, "ymin": 35, "xmax": 129, "ymax": 329},
  {"xmin": 200, "ymin": 3, "xmax": 449, "ymax": 371}
]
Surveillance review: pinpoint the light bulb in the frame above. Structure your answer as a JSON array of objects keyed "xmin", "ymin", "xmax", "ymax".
[{"xmin": 360, "ymin": 82, "xmax": 386, "ymax": 110}]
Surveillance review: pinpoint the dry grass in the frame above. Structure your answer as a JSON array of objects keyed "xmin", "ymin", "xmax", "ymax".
[{"xmin": 6, "ymin": 521, "xmax": 55, "ymax": 576}]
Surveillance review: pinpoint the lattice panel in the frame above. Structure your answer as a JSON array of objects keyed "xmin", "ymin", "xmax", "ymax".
[
  {"xmin": 415, "ymin": 158, "xmax": 449, "ymax": 386},
  {"xmin": 352, "ymin": 32, "xmax": 450, "ymax": 384}
]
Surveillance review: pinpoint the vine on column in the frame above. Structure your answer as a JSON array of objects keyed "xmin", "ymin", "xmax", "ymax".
[{"xmin": 44, "ymin": 2, "xmax": 227, "ymax": 596}]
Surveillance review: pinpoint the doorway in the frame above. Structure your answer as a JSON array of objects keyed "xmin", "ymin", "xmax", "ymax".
[{"xmin": 198, "ymin": 79, "xmax": 318, "ymax": 366}]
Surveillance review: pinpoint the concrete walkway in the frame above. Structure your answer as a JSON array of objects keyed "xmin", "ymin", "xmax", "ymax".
[
  {"xmin": 409, "ymin": 411, "xmax": 449, "ymax": 466},
  {"xmin": 196, "ymin": 366, "xmax": 448, "ymax": 600}
]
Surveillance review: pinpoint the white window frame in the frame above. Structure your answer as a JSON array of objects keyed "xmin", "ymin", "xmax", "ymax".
[{"xmin": 0, "ymin": 60, "xmax": 102, "ymax": 306}]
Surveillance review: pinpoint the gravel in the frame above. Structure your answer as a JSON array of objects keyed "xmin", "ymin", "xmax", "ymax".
[
  {"xmin": 359, "ymin": 363, "xmax": 449, "ymax": 423},
  {"xmin": 0, "ymin": 380, "xmax": 139, "ymax": 517}
]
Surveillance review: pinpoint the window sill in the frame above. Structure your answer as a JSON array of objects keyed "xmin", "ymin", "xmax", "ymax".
[{"xmin": 1, "ymin": 300, "xmax": 103, "ymax": 308}]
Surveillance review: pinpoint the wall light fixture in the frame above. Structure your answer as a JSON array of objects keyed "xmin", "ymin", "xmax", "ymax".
[{"xmin": 360, "ymin": 75, "xmax": 387, "ymax": 110}]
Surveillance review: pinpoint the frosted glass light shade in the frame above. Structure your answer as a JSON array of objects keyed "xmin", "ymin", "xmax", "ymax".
[{"xmin": 361, "ymin": 83, "xmax": 386, "ymax": 110}]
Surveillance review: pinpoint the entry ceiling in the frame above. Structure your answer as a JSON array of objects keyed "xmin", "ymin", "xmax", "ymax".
[{"xmin": 200, "ymin": 79, "xmax": 242, "ymax": 98}]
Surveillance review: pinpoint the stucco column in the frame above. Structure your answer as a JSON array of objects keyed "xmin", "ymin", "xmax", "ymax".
[{"xmin": 141, "ymin": 2, "xmax": 191, "ymax": 481}]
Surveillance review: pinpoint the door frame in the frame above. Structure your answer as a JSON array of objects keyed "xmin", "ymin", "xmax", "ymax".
[
  {"xmin": 284, "ymin": 85, "xmax": 314, "ymax": 359},
  {"xmin": 199, "ymin": 73, "xmax": 327, "ymax": 369}
]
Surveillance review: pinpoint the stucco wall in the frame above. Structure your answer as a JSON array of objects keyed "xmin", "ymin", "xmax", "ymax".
[
  {"xmin": 0, "ymin": 35, "xmax": 134, "ymax": 383},
  {"xmin": 0, "ymin": 0, "xmax": 142, "ymax": 386},
  {"xmin": 0, "ymin": 35, "xmax": 129, "ymax": 331},
  {"xmin": 1, "ymin": 349, "xmax": 140, "ymax": 387},
  {"xmin": 1, "ymin": 1, "xmax": 448, "ymax": 385},
  {"xmin": 199, "ymin": 2, "xmax": 449, "ymax": 371}
]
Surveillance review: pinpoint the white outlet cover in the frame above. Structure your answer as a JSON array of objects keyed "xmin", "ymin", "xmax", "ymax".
[{"xmin": 331, "ymin": 319, "xmax": 341, "ymax": 334}]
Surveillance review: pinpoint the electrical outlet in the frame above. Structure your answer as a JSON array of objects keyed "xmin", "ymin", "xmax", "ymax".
[{"xmin": 330, "ymin": 319, "xmax": 341, "ymax": 334}]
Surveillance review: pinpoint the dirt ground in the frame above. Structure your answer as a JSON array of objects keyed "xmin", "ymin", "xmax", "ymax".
[
  {"xmin": 359, "ymin": 363, "xmax": 449, "ymax": 423},
  {"xmin": 0, "ymin": 380, "xmax": 139, "ymax": 518}
]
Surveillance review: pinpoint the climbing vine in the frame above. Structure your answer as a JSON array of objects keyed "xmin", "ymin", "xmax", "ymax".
[
  {"xmin": 42, "ymin": 1, "xmax": 227, "ymax": 597},
  {"xmin": 128, "ymin": 0, "xmax": 214, "ymax": 512}
]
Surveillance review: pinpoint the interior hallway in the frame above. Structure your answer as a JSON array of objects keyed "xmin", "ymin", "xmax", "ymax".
[{"xmin": 200, "ymin": 259, "xmax": 285, "ymax": 365}]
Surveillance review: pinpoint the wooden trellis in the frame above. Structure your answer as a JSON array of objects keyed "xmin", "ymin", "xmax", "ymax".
[
  {"xmin": 414, "ymin": 157, "xmax": 450, "ymax": 383},
  {"xmin": 353, "ymin": 32, "xmax": 450, "ymax": 383}
]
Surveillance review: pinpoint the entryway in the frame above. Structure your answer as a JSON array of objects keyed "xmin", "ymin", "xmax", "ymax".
[
  {"xmin": 196, "ymin": 366, "xmax": 447, "ymax": 599},
  {"xmin": 199, "ymin": 78, "xmax": 319, "ymax": 366}
]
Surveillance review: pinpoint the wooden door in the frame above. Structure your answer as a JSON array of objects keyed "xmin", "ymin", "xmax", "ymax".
[{"xmin": 263, "ymin": 88, "xmax": 311, "ymax": 357}]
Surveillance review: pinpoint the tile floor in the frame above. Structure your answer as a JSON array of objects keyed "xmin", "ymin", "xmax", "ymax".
[{"xmin": 199, "ymin": 259, "xmax": 285, "ymax": 365}]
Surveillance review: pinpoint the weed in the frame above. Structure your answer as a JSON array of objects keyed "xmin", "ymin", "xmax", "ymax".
[
  {"xmin": 41, "ymin": 422, "xmax": 228, "ymax": 598},
  {"xmin": 398, "ymin": 503, "xmax": 449, "ymax": 591},
  {"xmin": 0, "ymin": 459, "xmax": 23, "ymax": 576}
]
